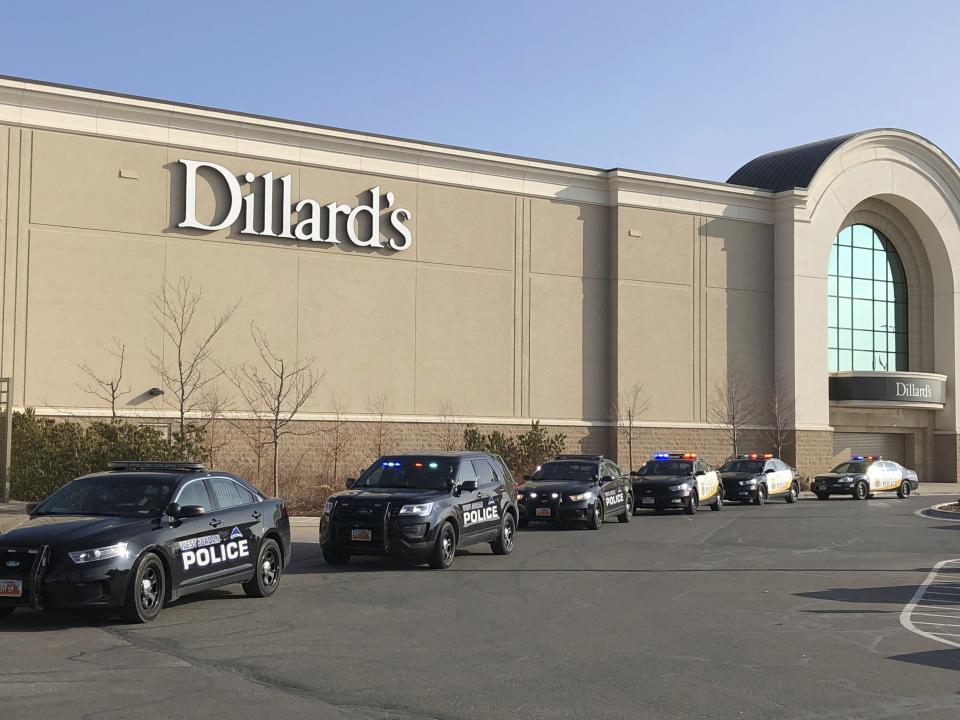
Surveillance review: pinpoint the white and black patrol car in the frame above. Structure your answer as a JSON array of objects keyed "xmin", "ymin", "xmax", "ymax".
[
  {"xmin": 630, "ymin": 453, "xmax": 723, "ymax": 514},
  {"xmin": 719, "ymin": 453, "xmax": 800, "ymax": 505},
  {"xmin": 319, "ymin": 452, "xmax": 518, "ymax": 569},
  {"xmin": 811, "ymin": 455, "xmax": 919, "ymax": 500},
  {"xmin": 517, "ymin": 455, "xmax": 633, "ymax": 529},
  {"xmin": 0, "ymin": 461, "xmax": 291, "ymax": 623}
]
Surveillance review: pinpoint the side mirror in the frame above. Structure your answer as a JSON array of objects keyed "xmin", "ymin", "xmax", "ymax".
[
  {"xmin": 522, "ymin": 474, "xmax": 531, "ymax": 482},
  {"xmin": 344, "ymin": 477, "xmax": 356, "ymax": 489},
  {"xmin": 601, "ymin": 475, "xmax": 615, "ymax": 484},
  {"xmin": 167, "ymin": 502, "xmax": 205, "ymax": 519},
  {"xmin": 764, "ymin": 468, "xmax": 774, "ymax": 474},
  {"xmin": 459, "ymin": 479, "xmax": 479, "ymax": 493},
  {"xmin": 695, "ymin": 470, "xmax": 706, "ymax": 477},
  {"xmin": 25, "ymin": 502, "xmax": 39, "ymax": 514},
  {"xmin": 165, "ymin": 502, "xmax": 181, "ymax": 518},
  {"xmin": 630, "ymin": 471, "xmax": 640, "ymax": 477}
]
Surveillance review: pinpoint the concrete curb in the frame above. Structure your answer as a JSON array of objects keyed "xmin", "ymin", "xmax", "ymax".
[{"xmin": 917, "ymin": 502, "xmax": 960, "ymax": 522}]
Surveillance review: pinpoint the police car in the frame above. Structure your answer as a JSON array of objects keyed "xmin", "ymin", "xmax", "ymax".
[
  {"xmin": 718, "ymin": 453, "xmax": 800, "ymax": 505},
  {"xmin": 630, "ymin": 453, "xmax": 723, "ymax": 514},
  {"xmin": 0, "ymin": 461, "xmax": 291, "ymax": 623},
  {"xmin": 517, "ymin": 455, "xmax": 633, "ymax": 529},
  {"xmin": 320, "ymin": 452, "xmax": 518, "ymax": 569},
  {"xmin": 811, "ymin": 455, "xmax": 919, "ymax": 500}
]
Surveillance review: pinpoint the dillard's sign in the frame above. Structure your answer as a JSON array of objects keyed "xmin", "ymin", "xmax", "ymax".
[
  {"xmin": 828, "ymin": 374, "xmax": 947, "ymax": 405},
  {"xmin": 177, "ymin": 159, "xmax": 413, "ymax": 251}
]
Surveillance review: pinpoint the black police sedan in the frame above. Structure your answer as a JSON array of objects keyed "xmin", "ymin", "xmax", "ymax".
[
  {"xmin": 517, "ymin": 455, "xmax": 633, "ymax": 529},
  {"xmin": 811, "ymin": 455, "xmax": 919, "ymax": 500},
  {"xmin": 320, "ymin": 452, "xmax": 518, "ymax": 569},
  {"xmin": 719, "ymin": 453, "xmax": 800, "ymax": 505},
  {"xmin": 631, "ymin": 453, "xmax": 723, "ymax": 514},
  {"xmin": 0, "ymin": 461, "xmax": 291, "ymax": 623}
]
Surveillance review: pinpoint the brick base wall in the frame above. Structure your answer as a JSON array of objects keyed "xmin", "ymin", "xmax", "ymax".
[{"xmin": 791, "ymin": 430, "xmax": 834, "ymax": 481}]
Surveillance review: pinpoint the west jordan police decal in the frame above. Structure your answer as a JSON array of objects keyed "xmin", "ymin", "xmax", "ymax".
[
  {"xmin": 180, "ymin": 528, "xmax": 249, "ymax": 570},
  {"xmin": 603, "ymin": 490, "xmax": 625, "ymax": 505},
  {"xmin": 461, "ymin": 499, "xmax": 499, "ymax": 527}
]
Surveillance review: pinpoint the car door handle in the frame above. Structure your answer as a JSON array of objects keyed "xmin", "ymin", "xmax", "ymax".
[
  {"xmin": 251, "ymin": 511, "xmax": 262, "ymax": 520},
  {"xmin": 209, "ymin": 518, "xmax": 222, "ymax": 528}
]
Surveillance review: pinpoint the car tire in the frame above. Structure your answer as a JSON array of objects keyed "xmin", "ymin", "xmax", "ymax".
[
  {"xmin": 618, "ymin": 494, "xmax": 633, "ymax": 523},
  {"xmin": 0, "ymin": 605, "xmax": 15, "ymax": 619},
  {"xmin": 428, "ymin": 521, "xmax": 457, "ymax": 569},
  {"xmin": 587, "ymin": 500, "xmax": 604, "ymax": 530},
  {"xmin": 710, "ymin": 492, "xmax": 722, "ymax": 511},
  {"xmin": 322, "ymin": 547, "xmax": 352, "ymax": 565},
  {"xmin": 815, "ymin": 491, "xmax": 830, "ymax": 500},
  {"xmin": 490, "ymin": 513, "xmax": 516, "ymax": 555},
  {"xmin": 684, "ymin": 492, "xmax": 698, "ymax": 515},
  {"xmin": 897, "ymin": 481, "xmax": 912, "ymax": 499},
  {"xmin": 853, "ymin": 481, "xmax": 869, "ymax": 500},
  {"xmin": 122, "ymin": 552, "xmax": 165, "ymax": 624},
  {"xmin": 753, "ymin": 485, "xmax": 767, "ymax": 506},
  {"xmin": 786, "ymin": 483, "xmax": 799, "ymax": 504},
  {"xmin": 242, "ymin": 538, "xmax": 283, "ymax": 598}
]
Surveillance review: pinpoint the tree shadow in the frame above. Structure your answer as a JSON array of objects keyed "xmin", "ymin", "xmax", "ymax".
[
  {"xmin": 888, "ymin": 649, "xmax": 960, "ymax": 671},
  {"xmin": 795, "ymin": 585, "xmax": 920, "ymax": 605}
]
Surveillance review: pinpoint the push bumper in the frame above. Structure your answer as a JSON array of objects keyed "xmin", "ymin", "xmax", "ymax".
[
  {"xmin": 0, "ymin": 546, "xmax": 131, "ymax": 610},
  {"xmin": 319, "ymin": 514, "xmax": 440, "ymax": 558},
  {"xmin": 518, "ymin": 498, "xmax": 592, "ymax": 523},
  {"xmin": 723, "ymin": 483, "xmax": 759, "ymax": 501},
  {"xmin": 810, "ymin": 481, "xmax": 856, "ymax": 496}
]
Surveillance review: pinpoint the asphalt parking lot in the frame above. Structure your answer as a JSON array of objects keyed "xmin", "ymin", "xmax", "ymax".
[{"xmin": 2, "ymin": 494, "xmax": 960, "ymax": 720}]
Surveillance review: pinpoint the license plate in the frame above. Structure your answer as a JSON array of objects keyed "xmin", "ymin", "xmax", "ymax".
[
  {"xmin": 351, "ymin": 529, "xmax": 372, "ymax": 542},
  {"xmin": 535, "ymin": 508, "xmax": 552, "ymax": 517},
  {"xmin": 641, "ymin": 497, "xmax": 655, "ymax": 505},
  {"xmin": 0, "ymin": 579, "xmax": 22, "ymax": 598}
]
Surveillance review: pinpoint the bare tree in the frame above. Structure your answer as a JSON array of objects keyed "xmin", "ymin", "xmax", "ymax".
[
  {"xmin": 325, "ymin": 396, "xmax": 352, "ymax": 486},
  {"xmin": 760, "ymin": 374, "xmax": 796, "ymax": 458},
  {"xmin": 75, "ymin": 338, "xmax": 130, "ymax": 421},
  {"xmin": 226, "ymin": 323, "xmax": 325, "ymax": 497},
  {"xmin": 365, "ymin": 391, "xmax": 394, "ymax": 459},
  {"xmin": 709, "ymin": 366, "xmax": 758, "ymax": 459},
  {"xmin": 149, "ymin": 277, "xmax": 238, "ymax": 438},
  {"xmin": 433, "ymin": 400, "xmax": 463, "ymax": 452},
  {"xmin": 612, "ymin": 380, "xmax": 651, "ymax": 472}
]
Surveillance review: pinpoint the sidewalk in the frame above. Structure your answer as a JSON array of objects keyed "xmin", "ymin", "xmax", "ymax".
[{"xmin": 0, "ymin": 501, "xmax": 28, "ymax": 533}]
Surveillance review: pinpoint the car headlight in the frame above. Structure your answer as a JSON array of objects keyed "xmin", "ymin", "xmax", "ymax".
[
  {"xmin": 68, "ymin": 542, "xmax": 129, "ymax": 564},
  {"xmin": 399, "ymin": 502, "xmax": 434, "ymax": 516},
  {"xmin": 529, "ymin": 492, "xmax": 538, "ymax": 499},
  {"xmin": 839, "ymin": 476, "xmax": 854, "ymax": 484},
  {"xmin": 517, "ymin": 492, "xmax": 525, "ymax": 501},
  {"xmin": 738, "ymin": 478, "xmax": 758, "ymax": 486},
  {"xmin": 324, "ymin": 499, "xmax": 334, "ymax": 514},
  {"xmin": 568, "ymin": 491, "xmax": 594, "ymax": 502},
  {"xmin": 669, "ymin": 482, "xmax": 692, "ymax": 492}
]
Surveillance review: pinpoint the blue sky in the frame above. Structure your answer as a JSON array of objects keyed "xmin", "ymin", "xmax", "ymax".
[{"xmin": 2, "ymin": 1, "xmax": 957, "ymax": 182}]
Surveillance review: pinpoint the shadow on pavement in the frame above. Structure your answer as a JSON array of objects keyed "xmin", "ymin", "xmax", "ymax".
[
  {"xmin": 795, "ymin": 585, "xmax": 918, "ymax": 604},
  {"xmin": 889, "ymin": 649, "xmax": 960, "ymax": 671}
]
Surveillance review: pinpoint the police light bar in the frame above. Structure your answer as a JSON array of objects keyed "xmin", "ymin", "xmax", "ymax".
[
  {"xmin": 382, "ymin": 461, "xmax": 402, "ymax": 468},
  {"xmin": 742, "ymin": 452, "xmax": 775, "ymax": 460},
  {"xmin": 653, "ymin": 452, "xmax": 670, "ymax": 460},
  {"xmin": 852, "ymin": 454, "xmax": 880, "ymax": 461},
  {"xmin": 107, "ymin": 460, "xmax": 206, "ymax": 472},
  {"xmin": 653, "ymin": 452, "xmax": 698, "ymax": 460}
]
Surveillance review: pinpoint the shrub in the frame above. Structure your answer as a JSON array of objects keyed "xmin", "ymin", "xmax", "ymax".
[
  {"xmin": 463, "ymin": 421, "xmax": 566, "ymax": 480},
  {"xmin": 11, "ymin": 409, "xmax": 206, "ymax": 501}
]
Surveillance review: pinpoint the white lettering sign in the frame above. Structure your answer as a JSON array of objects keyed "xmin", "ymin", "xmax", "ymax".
[
  {"xmin": 895, "ymin": 381, "xmax": 933, "ymax": 399},
  {"xmin": 178, "ymin": 159, "xmax": 413, "ymax": 251}
]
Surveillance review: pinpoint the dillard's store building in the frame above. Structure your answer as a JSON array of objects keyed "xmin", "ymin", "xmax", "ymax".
[{"xmin": 0, "ymin": 75, "xmax": 959, "ymax": 484}]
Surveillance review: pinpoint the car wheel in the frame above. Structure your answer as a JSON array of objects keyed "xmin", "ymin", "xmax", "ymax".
[
  {"xmin": 853, "ymin": 481, "xmax": 868, "ymax": 500},
  {"xmin": 0, "ymin": 605, "xmax": 15, "ymax": 619},
  {"xmin": 897, "ymin": 481, "xmax": 912, "ymax": 499},
  {"xmin": 684, "ymin": 492, "xmax": 698, "ymax": 515},
  {"xmin": 815, "ymin": 491, "xmax": 830, "ymax": 500},
  {"xmin": 243, "ymin": 538, "xmax": 283, "ymax": 598},
  {"xmin": 322, "ymin": 547, "xmax": 352, "ymax": 565},
  {"xmin": 587, "ymin": 500, "xmax": 604, "ymax": 530},
  {"xmin": 122, "ymin": 552, "xmax": 165, "ymax": 624},
  {"xmin": 428, "ymin": 521, "xmax": 457, "ymax": 569},
  {"xmin": 710, "ymin": 492, "xmax": 722, "ymax": 511},
  {"xmin": 491, "ymin": 513, "xmax": 516, "ymax": 555},
  {"xmin": 753, "ymin": 485, "xmax": 767, "ymax": 506},
  {"xmin": 786, "ymin": 483, "xmax": 799, "ymax": 504},
  {"xmin": 618, "ymin": 494, "xmax": 633, "ymax": 523}
]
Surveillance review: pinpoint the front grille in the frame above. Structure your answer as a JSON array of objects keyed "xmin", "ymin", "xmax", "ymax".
[
  {"xmin": 331, "ymin": 501, "xmax": 390, "ymax": 549},
  {"xmin": 0, "ymin": 546, "xmax": 49, "ymax": 606}
]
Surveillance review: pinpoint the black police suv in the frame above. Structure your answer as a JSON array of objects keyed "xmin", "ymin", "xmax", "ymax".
[
  {"xmin": 811, "ymin": 455, "xmax": 919, "ymax": 500},
  {"xmin": 320, "ymin": 452, "xmax": 518, "ymax": 569},
  {"xmin": 517, "ymin": 455, "xmax": 633, "ymax": 529},
  {"xmin": 0, "ymin": 461, "xmax": 291, "ymax": 623},
  {"xmin": 631, "ymin": 453, "xmax": 723, "ymax": 514},
  {"xmin": 719, "ymin": 453, "xmax": 800, "ymax": 505}
]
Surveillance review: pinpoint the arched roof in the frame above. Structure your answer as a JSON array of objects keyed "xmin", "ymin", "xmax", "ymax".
[{"xmin": 727, "ymin": 133, "xmax": 858, "ymax": 192}]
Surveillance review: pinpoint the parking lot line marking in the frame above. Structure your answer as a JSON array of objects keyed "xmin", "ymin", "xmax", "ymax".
[
  {"xmin": 900, "ymin": 559, "xmax": 960, "ymax": 649},
  {"xmin": 913, "ymin": 621, "xmax": 960, "ymax": 627}
]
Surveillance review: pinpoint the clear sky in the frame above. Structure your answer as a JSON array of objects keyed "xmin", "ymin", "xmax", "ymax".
[{"xmin": 2, "ymin": 1, "xmax": 958, "ymax": 182}]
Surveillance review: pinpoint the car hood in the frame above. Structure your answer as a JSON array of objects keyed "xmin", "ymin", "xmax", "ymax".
[
  {"xmin": 521, "ymin": 480, "xmax": 597, "ymax": 495},
  {"xmin": 0, "ymin": 514, "xmax": 152, "ymax": 548},
  {"xmin": 332, "ymin": 487, "xmax": 446, "ymax": 504},
  {"xmin": 631, "ymin": 475, "xmax": 693, "ymax": 487}
]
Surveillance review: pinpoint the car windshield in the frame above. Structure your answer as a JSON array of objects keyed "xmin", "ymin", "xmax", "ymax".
[
  {"xmin": 720, "ymin": 460, "xmax": 764, "ymax": 474},
  {"xmin": 355, "ymin": 457, "xmax": 459, "ymax": 490},
  {"xmin": 531, "ymin": 461, "xmax": 597, "ymax": 482},
  {"xmin": 830, "ymin": 462, "xmax": 867, "ymax": 474},
  {"xmin": 34, "ymin": 476, "xmax": 177, "ymax": 518},
  {"xmin": 637, "ymin": 460, "xmax": 692, "ymax": 476}
]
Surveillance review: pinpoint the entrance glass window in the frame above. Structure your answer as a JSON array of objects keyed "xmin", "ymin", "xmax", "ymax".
[{"xmin": 828, "ymin": 224, "xmax": 907, "ymax": 372}]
